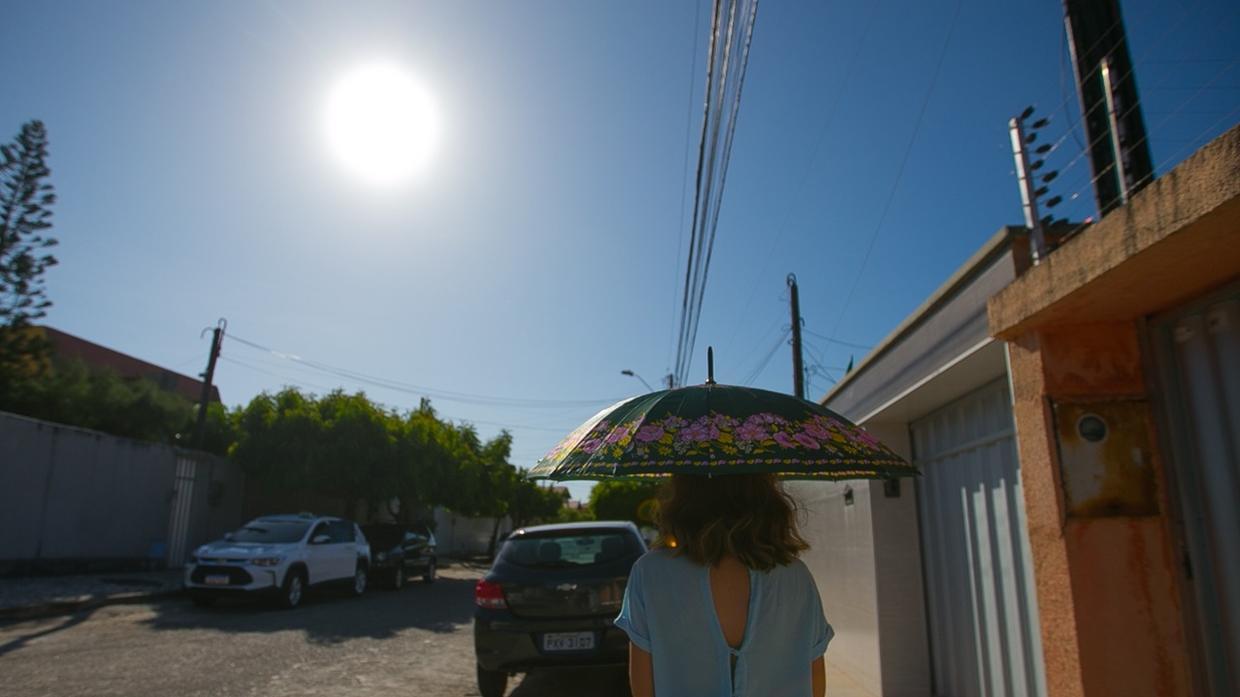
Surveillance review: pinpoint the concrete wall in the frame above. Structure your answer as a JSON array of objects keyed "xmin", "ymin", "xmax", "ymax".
[
  {"xmin": 434, "ymin": 509, "xmax": 511, "ymax": 557},
  {"xmin": 0, "ymin": 411, "xmax": 244, "ymax": 570},
  {"xmin": 790, "ymin": 479, "xmax": 882, "ymax": 695}
]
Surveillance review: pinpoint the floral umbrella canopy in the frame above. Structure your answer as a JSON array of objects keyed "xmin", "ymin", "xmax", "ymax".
[{"xmin": 529, "ymin": 364, "xmax": 915, "ymax": 481}]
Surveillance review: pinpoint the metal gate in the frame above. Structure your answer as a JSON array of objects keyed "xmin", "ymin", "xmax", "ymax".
[
  {"xmin": 913, "ymin": 379, "xmax": 1046, "ymax": 697},
  {"xmin": 1151, "ymin": 288, "xmax": 1240, "ymax": 697},
  {"xmin": 166, "ymin": 456, "xmax": 197, "ymax": 567}
]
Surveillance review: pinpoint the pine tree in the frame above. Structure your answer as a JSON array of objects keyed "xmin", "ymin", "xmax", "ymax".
[{"xmin": 0, "ymin": 120, "xmax": 59, "ymax": 395}]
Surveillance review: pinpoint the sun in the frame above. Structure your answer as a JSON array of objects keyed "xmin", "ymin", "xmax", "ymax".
[{"xmin": 324, "ymin": 62, "xmax": 439, "ymax": 188}]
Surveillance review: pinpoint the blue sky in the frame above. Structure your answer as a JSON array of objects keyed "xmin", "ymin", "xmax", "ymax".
[{"xmin": 4, "ymin": 1, "xmax": 1237, "ymax": 500}]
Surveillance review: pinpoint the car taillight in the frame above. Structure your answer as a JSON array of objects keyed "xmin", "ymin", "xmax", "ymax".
[{"xmin": 474, "ymin": 579, "xmax": 507, "ymax": 609}]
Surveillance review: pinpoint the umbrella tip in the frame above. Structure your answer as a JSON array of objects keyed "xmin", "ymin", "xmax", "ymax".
[{"xmin": 706, "ymin": 346, "xmax": 716, "ymax": 385}]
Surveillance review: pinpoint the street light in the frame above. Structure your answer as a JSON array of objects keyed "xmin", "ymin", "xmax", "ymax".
[{"xmin": 620, "ymin": 369, "xmax": 654, "ymax": 392}]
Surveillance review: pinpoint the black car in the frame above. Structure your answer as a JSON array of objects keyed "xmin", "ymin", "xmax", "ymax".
[
  {"xmin": 360, "ymin": 523, "xmax": 438, "ymax": 589},
  {"xmin": 473, "ymin": 521, "xmax": 647, "ymax": 697}
]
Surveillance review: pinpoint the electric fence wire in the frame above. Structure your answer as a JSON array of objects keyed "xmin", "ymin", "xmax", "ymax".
[
  {"xmin": 672, "ymin": 0, "xmax": 760, "ymax": 387},
  {"xmin": 1019, "ymin": 1, "xmax": 1237, "ymax": 221},
  {"xmin": 822, "ymin": 0, "xmax": 962, "ymax": 355},
  {"xmin": 1074, "ymin": 54, "xmax": 1237, "ymax": 191},
  {"xmin": 1050, "ymin": 55, "xmax": 1240, "ymax": 237},
  {"xmin": 223, "ymin": 333, "xmax": 620, "ymax": 409}
]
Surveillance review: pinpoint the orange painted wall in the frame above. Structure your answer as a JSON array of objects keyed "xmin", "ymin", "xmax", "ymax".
[{"xmin": 1008, "ymin": 322, "xmax": 1193, "ymax": 697}]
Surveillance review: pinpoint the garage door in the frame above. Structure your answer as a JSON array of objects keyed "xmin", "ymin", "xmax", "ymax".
[{"xmin": 912, "ymin": 379, "xmax": 1046, "ymax": 697}]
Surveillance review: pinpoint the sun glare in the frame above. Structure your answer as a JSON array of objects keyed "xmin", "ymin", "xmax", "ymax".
[{"xmin": 324, "ymin": 62, "xmax": 439, "ymax": 188}]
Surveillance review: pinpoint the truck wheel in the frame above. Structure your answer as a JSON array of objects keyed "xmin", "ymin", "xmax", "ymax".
[
  {"xmin": 351, "ymin": 564, "xmax": 368, "ymax": 596},
  {"xmin": 391, "ymin": 565, "xmax": 405, "ymax": 590},
  {"xmin": 423, "ymin": 558, "xmax": 437, "ymax": 583}
]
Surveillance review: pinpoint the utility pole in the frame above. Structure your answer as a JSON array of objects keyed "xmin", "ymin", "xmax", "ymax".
[
  {"xmin": 787, "ymin": 273, "xmax": 804, "ymax": 399},
  {"xmin": 194, "ymin": 318, "xmax": 226, "ymax": 449},
  {"xmin": 1063, "ymin": 0, "xmax": 1153, "ymax": 215}
]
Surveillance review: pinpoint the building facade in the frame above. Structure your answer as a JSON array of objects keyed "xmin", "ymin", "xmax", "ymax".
[{"xmin": 797, "ymin": 124, "xmax": 1239, "ymax": 696}]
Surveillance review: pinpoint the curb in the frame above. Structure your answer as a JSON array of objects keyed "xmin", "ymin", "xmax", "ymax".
[{"xmin": 0, "ymin": 586, "xmax": 184, "ymax": 623}]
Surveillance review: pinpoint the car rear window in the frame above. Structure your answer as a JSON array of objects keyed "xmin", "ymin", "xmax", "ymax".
[
  {"xmin": 499, "ymin": 532, "xmax": 636, "ymax": 568},
  {"xmin": 231, "ymin": 521, "xmax": 310, "ymax": 544}
]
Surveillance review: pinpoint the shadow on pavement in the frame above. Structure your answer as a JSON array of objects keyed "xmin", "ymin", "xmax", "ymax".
[
  {"xmin": 140, "ymin": 574, "xmax": 477, "ymax": 646},
  {"xmin": 0, "ymin": 608, "xmax": 96, "ymax": 658},
  {"xmin": 508, "ymin": 666, "xmax": 631, "ymax": 697}
]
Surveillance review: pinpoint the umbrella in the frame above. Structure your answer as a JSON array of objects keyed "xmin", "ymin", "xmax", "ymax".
[{"xmin": 529, "ymin": 349, "xmax": 915, "ymax": 481}]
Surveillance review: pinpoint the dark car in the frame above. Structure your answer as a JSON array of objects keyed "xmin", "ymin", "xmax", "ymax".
[
  {"xmin": 360, "ymin": 523, "xmax": 438, "ymax": 589},
  {"xmin": 473, "ymin": 521, "xmax": 647, "ymax": 697}
]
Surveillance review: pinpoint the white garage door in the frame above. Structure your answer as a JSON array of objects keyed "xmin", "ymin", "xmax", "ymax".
[{"xmin": 912, "ymin": 379, "xmax": 1046, "ymax": 697}]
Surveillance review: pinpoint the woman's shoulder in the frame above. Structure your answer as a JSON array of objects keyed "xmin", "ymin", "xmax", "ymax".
[
  {"xmin": 762, "ymin": 556, "xmax": 815, "ymax": 585},
  {"xmin": 632, "ymin": 547, "xmax": 696, "ymax": 575}
]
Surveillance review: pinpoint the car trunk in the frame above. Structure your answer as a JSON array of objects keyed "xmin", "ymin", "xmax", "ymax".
[{"xmin": 502, "ymin": 563, "xmax": 631, "ymax": 619}]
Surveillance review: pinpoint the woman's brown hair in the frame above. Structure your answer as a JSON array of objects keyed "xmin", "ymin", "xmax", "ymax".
[{"xmin": 656, "ymin": 473, "xmax": 808, "ymax": 571}]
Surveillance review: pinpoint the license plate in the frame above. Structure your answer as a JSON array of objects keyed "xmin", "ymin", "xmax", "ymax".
[
  {"xmin": 205, "ymin": 575, "xmax": 230, "ymax": 586},
  {"xmin": 542, "ymin": 631, "xmax": 595, "ymax": 652}
]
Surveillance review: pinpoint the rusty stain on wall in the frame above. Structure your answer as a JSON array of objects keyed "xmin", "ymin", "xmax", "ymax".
[{"xmin": 1053, "ymin": 400, "xmax": 1159, "ymax": 517}]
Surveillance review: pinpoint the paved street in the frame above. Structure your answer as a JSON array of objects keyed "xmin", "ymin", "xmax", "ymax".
[{"xmin": 0, "ymin": 561, "xmax": 630, "ymax": 697}]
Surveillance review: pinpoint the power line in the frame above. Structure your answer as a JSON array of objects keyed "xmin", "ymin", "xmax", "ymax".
[
  {"xmin": 722, "ymin": 0, "xmax": 883, "ymax": 356},
  {"xmin": 824, "ymin": 0, "xmax": 962, "ymax": 348},
  {"xmin": 223, "ymin": 333, "xmax": 620, "ymax": 409},
  {"xmin": 800, "ymin": 327, "xmax": 871, "ymax": 351},
  {"xmin": 667, "ymin": 0, "xmax": 708, "ymax": 376},
  {"xmin": 221, "ymin": 355, "xmax": 577, "ymax": 434},
  {"xmin": 673, "ymin": 0, "xmax": 761, "ymax": 387},
  {"xmin": 742, "ymin": 327, "xmax": 790, "ymax": 385}
]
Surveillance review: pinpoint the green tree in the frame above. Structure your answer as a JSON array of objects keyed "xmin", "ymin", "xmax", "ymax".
[
  {"xmin": 588, "ymin": 479, "xmax": 662, "ymax": 525},
  {"xmin": 4, "ymin": 359, "xmax": 226, "ymax": 447},
  {"xmin": 0, "ymin": 120, "xmax": 58, "ymax": 400}
]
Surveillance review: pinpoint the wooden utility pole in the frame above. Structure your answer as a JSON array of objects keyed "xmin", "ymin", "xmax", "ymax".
[
  {"xmin": 787, "ymin": 274, "xmax": 804, "ymax": 399},
  {"xmin": 194, "ymin": 319, "xmax": 226, "ymax": 449}
]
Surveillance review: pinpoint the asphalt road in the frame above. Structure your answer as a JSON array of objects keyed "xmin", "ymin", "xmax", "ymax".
[{"xmin": 0, "ymin": 561, "xmax": 631, "ymax": 697}]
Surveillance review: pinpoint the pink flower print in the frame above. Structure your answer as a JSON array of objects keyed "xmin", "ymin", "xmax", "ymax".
[
  {"xmin": 636, "ymin": 425, "xmax": 665, "ymax": 442},
  {"xmin": 580, "ymin": 438, "xmax": 603, "ymax": 454},
  {"xmin": 853, "ymin": 429, "xmax": 881, "ymax": 447},
  {"xmin": 773, "ymin": 431, "xmax": 796, "ymax": 449},
  {"xmin": 663, "ymin": 415, "xmax": 688, "ymax": 429},
  {"xmin": 736, "ymin": 422, "xmax": 767, "ymax": 442},
  {"xmin": 712, "ymin": 413, "xmax": 736, "ymax": 430},
  {"xmin": 802, "ymin": 421, "xmax": 831, "ymax": 440},
  {"xmin": 794, "ymin": 432, "xmax": 821, "ymax": 450},
  {"xmin": 604, "ymin": 426, "xmax": 630, "ymax": 444}
]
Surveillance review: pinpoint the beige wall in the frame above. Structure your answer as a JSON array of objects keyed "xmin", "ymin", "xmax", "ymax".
[
  {"xmin": 789, "ymin": 422, "xmax": 931, "ymax": 697},
  {"xmin": 791, "ymin": 479, "xmax": 882, "ymax": 695}
]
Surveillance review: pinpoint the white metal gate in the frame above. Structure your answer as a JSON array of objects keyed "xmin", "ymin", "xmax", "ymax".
[
  {"xmin": 913, "ymin": 379, "xmax": 1046, "ymax": 697},
  {"xmin": 1151, "ymin": 289, "xmax": 1240, "ymax": 697},
  {"xmin": 166, "ymin": 456, "xmax": 197, "ymax": 567}
]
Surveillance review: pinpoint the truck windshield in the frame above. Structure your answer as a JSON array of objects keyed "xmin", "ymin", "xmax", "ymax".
[
  {"xmin": 499, "ymin": 532, "xmax": 635, "ymax": 568},
  {"xmin": 230, "ymin": 521, "xmax": 310, "ymax": 544}
]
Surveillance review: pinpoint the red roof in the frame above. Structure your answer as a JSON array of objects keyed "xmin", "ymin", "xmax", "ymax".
[{"xmin": 41, "ymin": 326, "xmax": 221, "ymax": 404}]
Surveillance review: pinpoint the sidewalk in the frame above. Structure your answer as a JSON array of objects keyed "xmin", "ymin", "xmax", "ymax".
[{"xmin": 0, "ymin": 569, "xmax": 184, "ymax": 621}]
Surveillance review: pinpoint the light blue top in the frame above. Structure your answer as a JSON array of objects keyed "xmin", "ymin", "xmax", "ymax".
[{"xmin": 615, "ymin": 549, "xmax": 833, "ymax": 697}]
